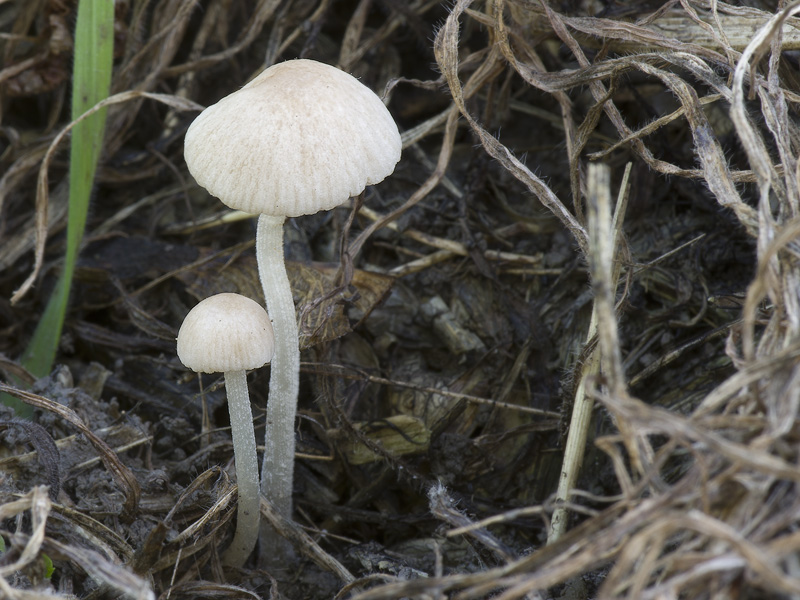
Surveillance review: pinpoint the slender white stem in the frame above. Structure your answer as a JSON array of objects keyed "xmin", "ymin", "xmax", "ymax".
[
  {"xmin": 256, "ymin": 214, "xmax": 299, "ymax": 519},
  {"xmin": 221, "ymin": 369, "xmax": 260, "ymax": 567}
]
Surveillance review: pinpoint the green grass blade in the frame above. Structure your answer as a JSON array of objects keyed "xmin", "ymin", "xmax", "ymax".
[{"xmin": 15, "ymin": 0, "xmax": 114, "ymax": 409}]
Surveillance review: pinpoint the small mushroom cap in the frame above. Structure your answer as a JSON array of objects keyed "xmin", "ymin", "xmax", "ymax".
[
  {"xmin": 177, "ymin": 293, "xmax": 275, "ymax": 373},
  {"xmin": 184, "ymin": 58, "xmax": 402, "ymax": 217}
]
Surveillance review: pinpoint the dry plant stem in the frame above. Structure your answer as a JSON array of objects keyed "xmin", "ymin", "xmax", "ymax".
[
  {"xmin": 729, "ymin": 3, "xmax": 800, "ymax": 360},
  {"xmin": 587, "ymin": 165, "xmax": 627, "ymax": 394},
  {"xmin": 349, "ymin": 108, "xmax": 460, "ymax": 259},
  {"xmin": 306, "ymin": 362, "xmax": 560, "ymax": 417},
  {"xmin": 259, "ymin": 496, "xmax": 355, "ymax": 585},
  {"xmin": 549, "ymin": 164, "xmax": 630, "ymax": 544},
  {"xmin": 433, "ymin": 0, "xmax": 589, "ymax": 253},
  {"xmin": 221, "ymin": 369, "xmax": 260, "ymax": 567},
  {"xmin": 256, "ymin": 213, "xmax": 299, "ymax": 520},
  {"xmin": 548, "ymin": 293, "xmax": 600, "ymax": 545},
  {"xmin": 359, "ymin": 204, "xmax": 543, "ymax": 267},
  {"xmin": 11, "ymin": 90, "xmax": 203, "ymax": 304}
]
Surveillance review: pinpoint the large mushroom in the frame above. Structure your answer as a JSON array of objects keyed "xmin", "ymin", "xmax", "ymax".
[
  {"xmin": 177, "ymin": 293, "xmax": 275, "ymax": 567},
  {"xmin": 183, "ymin": 59, "xmax": 401, "ymax": 521}
]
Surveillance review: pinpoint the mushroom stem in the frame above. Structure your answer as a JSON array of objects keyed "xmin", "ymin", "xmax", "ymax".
[
  {"xmin": 256, "ymin": 213, "xmax": 299, "ymax": 519},
  {"xmin": 222, "ymin": 369, "xmax": 260, "ymax": 567}
]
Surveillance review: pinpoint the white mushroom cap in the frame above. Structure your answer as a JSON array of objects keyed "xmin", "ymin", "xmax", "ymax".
[
  {"xmin": 177, "ymin": 293, "xmax": 275, "ymax": 373},
  {"xmin": 184, "ymin": 58, "xmax": 402, "ymax": 217}
]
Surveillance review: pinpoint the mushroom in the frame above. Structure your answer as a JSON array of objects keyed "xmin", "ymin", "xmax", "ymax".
[
  {"xmin": 183, "ymin": 59, "xmax": 401, "ymax": 520},
  {"xmin": 177, "ymin": 292, "xmax": 275, "ymax": 567}
]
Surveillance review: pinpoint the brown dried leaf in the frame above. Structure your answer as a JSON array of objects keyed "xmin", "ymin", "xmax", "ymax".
[
  {"xmin": 2, "ymin": 3, "xmax": 73, "ymax": 97},
  {"xmin": 329, "ymin": 414, "xmax": 431, "ymax": 465},
  {"xmin": 4, "ymin": 53, "xmax": 71, "ymax": 98},
  {"xmin": 293, "ymin": 262, "xmax": 394, "ymax": 349},
  {"xmin": 179, "ymin": 252, "xmax": 393, "ymax": 349}
]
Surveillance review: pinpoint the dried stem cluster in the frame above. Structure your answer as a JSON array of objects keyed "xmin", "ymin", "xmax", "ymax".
[
  {"xmin": 346, "ymin": 1, "xmax": 800, "ymax": 598},
  {"xmin": 4, "ymin": 0, "xmax": 800, "ymax": 598}
]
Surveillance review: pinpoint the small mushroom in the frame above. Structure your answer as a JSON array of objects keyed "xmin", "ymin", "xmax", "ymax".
[
  {"xmin": 177, "ymin": 293, "xmax": 274, "ymax": 567},
  {"xmin": 184, "ymin": 59, "xmax": 402, "ymax": 520}
]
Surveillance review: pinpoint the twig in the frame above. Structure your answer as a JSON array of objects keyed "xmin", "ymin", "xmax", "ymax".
[{"xmin": 548, "ymin": 162, "xmax": 630, "ymax": 544}]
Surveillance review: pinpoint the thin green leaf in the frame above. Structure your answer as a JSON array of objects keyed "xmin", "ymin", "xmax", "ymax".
[{"xmin": 19, "ymin": 0, "xmax": 114, "ymax": 394}]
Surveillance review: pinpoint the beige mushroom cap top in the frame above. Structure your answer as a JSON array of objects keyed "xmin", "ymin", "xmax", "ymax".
[
  {"xmin": 184, "ymin": 59, "xmax": 402, "ymax": 217},
  {"xmin": 177, "ymin": 293, "xmax": 275, "ymax": 373}
]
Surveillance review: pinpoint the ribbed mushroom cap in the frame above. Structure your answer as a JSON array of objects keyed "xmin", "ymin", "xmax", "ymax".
[
  {"xmin": 177, "ymin": 293, "xmax": 275, "ymax": 373},
  {"xmin": 184, "ymin": 59, "xmax": 401, "ymax": 217}
]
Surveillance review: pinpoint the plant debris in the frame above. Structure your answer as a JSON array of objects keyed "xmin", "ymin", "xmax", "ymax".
[{"xmin": 2, "ymin": 0, "xmax": 800, "ymax": 598}]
